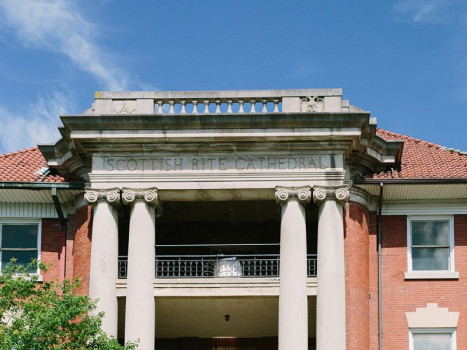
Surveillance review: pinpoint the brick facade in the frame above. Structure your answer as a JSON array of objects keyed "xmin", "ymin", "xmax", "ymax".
[
  {"xmin": 72, "ymin": 205, "xmax": 93, "ymax": 295},
  {"xmin": 373, "ymin": 214, "xmax": 467, "ymax": 349},
  {"xmin": 40, "ymin": 218, "xmax": 63, "ymax": 282},
  {"xmin": 345, "ymin": 202, "xmax": 370, "ymax": 350},
  {"xmin": 344, "ymin": 207, "xmax": 467, "ymax": 349},
  {"xmin": 368, "ymin": 211, "xmax": 379, "ymax": 350}
]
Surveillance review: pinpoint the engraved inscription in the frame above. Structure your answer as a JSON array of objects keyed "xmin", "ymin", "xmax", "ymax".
[{"xmin": 100, "ymin": 154, "xmax": 339, "ymax": 172}]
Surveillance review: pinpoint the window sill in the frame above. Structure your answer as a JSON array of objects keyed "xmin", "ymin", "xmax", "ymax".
[{"xmin": 405, "ymin": 271, "xmax": 459, "ymax": 280}]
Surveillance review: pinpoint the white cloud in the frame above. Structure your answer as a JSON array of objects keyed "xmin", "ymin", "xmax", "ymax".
[
  {"xmin": 0, "ymin": 0, "xmax": 128, "ymax": 90},
  {"xmin": 0, "ymin": 91, "xmax": 71, "ymax": 153},
  {"xmin": 394, "ymin": 0, "xmax": 450, "ymax": 23}
]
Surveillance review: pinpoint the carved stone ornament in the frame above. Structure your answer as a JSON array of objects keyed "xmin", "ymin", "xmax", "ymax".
[
  {"xmin": 122, "ymin": 188, "xmax": 159, "ymax": 206},
  {"xmin": 275, "ymin": 186, "xmax": 312, "ymax": 205},
  {"xmin": 112, "ymin": 100, "xmax": 136, "ymax": 115},
  {"xmin": 84, "ymin": 188, "xmax": 120, "ymax": 205},
  {"xmin": 312, "ymin": 185, "xmax": 350, "ymax": 205},
  {"xmin": 300, "ymin": 96, "xmax": 325, "ymax": 112}
]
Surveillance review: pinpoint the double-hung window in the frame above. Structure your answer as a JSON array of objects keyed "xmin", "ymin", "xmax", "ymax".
[
  {"xmin": 0, "ymin": 222, "xmax": 41, "ymax": 273},
  {"xmin": 410, "ymin": 329, "xmax": 456, "ymax": 350},
  {"xmin": 407, "ymin": 216, "xmax": 454, "ymax": 273}
]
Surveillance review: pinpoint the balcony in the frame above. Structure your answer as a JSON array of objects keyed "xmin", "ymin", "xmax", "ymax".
[{"xmin": 117, "ymin": 244, "xmax": 317, "ymax": 279}]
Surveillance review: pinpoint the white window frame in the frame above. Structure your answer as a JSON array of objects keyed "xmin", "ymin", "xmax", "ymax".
[
  {"xmin": 406, "ymin": 216, "xmax": 458, "ymax": 279},
  {"xmin": 0, "ymin": 220, "xmax": 42, "ymax": 275},
  {"xmin": 409, "ymin": 328, "xmax": 456, "ymax": 350}
]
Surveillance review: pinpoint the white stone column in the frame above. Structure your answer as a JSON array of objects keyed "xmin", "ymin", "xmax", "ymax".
[
  {"xmin": 84, "ymin": 188, "xmax": 120, "ymax": 337},
  {"xmin": 313, "ymin": 185, "xmax": 349, "ymax": 350},
  {"xmin": 275, "ymin": 186, "xmax": 311, "ymax": 350},
  {"xmin": 123, "ymin": 188, "xmax": 158, "ymax": 349}
]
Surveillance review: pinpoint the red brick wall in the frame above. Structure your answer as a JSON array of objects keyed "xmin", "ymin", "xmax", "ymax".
[
  {"xmin": 65, "ymin": 214, "xmax": 75, "ymax": 279},
  {"xmin": 368, "ymin": 211, "xmax": 378, "ymax": 350},
  {"xmin": 40, "ymin": 218, "xmax": 63, "ymax": 282},
  {"xmin": 345, "ymin": 202, "xmax": 370, "ymax": 350},
  {"xmin": 72, "ymin": 205, "xmax": 92, "ymax": 295},
  {"xmin": 377, "ymin": 214, "xmax": 467, "ymax": 349}
]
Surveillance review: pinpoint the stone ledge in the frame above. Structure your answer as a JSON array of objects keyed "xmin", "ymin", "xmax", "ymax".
[
  {"xmin": 404, "ymin": 271, "xmax": 459, "ymax": 280},
  {"xmin": 115, "ymin": 277, "xmax": 318, "ymax": 297}
]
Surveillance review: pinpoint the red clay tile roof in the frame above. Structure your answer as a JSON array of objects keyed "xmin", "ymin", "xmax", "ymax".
[
  {"xmin": 0, "ymin": 147, "xmax": 65, "ymax": 183},
  {"xmin": 373, "ymin": 129, "xmax": 467, "ymax": 179}
]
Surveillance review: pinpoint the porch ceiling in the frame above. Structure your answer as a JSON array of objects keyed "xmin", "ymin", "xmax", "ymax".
[{"xmin": 117, "ymin": 296, "xmax": 317, "ymax": 339}]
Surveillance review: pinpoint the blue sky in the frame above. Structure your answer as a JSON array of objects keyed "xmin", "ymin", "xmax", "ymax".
[{"xmin": 0, "ymin": 0, "xmax": 466, "ymax": 154}]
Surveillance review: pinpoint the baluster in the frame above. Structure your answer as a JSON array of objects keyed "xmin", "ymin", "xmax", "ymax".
[
  {"xmin": 238, "ymin": 99, "xmax": 244, "ymax": 114},
  {"xmin": 254, "ymin": 257, "xmax": 257, "ymax": 276},
  {"xmin": 262, "ymin": 99, "xmax": 268, "ymax": 113},
  {"xmin": 178, "ymin": 258, "xmax": 181, "ymax": 277},
  {"xmin": 201, "ymin": 257, "xmax": 204, "ymax": 276},
  {"xmin": 180, "ymin": 100, "xmax": 186, "ymax": 114},
  {"xmin": 250, "ymin": 99, "xmax": 256, "ymax": 113},
  {"xmin": 169, "ymin": 100, "xmax": 175, "ymax": 115},
  {"xmin": 227, "ymin": 99, "xmax": 233, "ymax": 114},
  {"xmin": 192, "ymin": 100, "xmax": 198, "ymax": 114},
  {"xmin": 156, "ymin": 100, "xmax": 164, "ymax": 114},
  {"xmin": 273, "ymin": 99, "xmax": 280, "ymax": 113},
  {"xmin": 215, "ymin": 100, "xmax": 221, "ymax": 114},
  {"xmin": 203, "ymin": 100, "xmax": 210, "ymax": 114}
]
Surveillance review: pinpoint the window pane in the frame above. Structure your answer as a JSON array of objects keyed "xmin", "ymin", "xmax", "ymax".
[
  {"xmin": 413, "ymin": 333, "xmax": 451, "ymax": 350},
  {"xmin": 412, "ymin": 221, "xmax": 450, "ymax": 246},
  {"xmin": 1, "ymin": 224, "xmax": 38, "ymax": 248},
  {"xmin": 412, "ymin": 248, "xmax": 450, "ymax": 270},
  {"xmin": 1, "ymin": 251, "xmax": 37, "ymax": 272}
]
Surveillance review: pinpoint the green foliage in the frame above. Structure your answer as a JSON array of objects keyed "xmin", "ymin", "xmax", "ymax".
[{"xmin": 0, "ymin": 260, "xmax": 137, "ymax": 350}]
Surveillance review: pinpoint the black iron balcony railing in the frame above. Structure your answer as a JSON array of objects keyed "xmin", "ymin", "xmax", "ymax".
[{"xmin": 117, "ymin": 254, "xmax": 317, "ymax": 279}]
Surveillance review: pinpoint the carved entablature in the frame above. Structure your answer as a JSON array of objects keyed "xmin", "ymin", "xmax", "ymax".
[
  {"xmin": 38, "ymin": 89, "xmax": 404, "ymax": 183},
  {"xmin": 122, "ymin": 188, "xmax": 159, "ymax": 206},
  {"xmin": 313, "ymin": 185, "xmax": 350, "ymax": 205},
  {"xmin": 275, "ymin": 186, "xmax": 312, "ymax": 205},
  {"xmin": 84, "ymin": 188, "xmax": 120, "ymax": 205},
  {"xmin": 300, "ymin": 96, "xmax": 325, "ymax": 112}
]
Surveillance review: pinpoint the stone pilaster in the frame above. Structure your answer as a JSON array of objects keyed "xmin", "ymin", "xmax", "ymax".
[
  {"xmin": 123, "ymin": 188, "xmax": 159, "ymax": 349},
  {"xmin": 85, "ymin": 188, "xmax": 120, "ymax": 337},
  {"xmin": 275, "ymin": 186, "xmax": 311, "ymax": 350},
  {"xmin": 313, "ymin": 185, "xmax": 349, "ymax": 350}
]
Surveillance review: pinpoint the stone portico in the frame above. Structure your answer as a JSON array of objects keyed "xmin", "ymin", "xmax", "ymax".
[{"xmin": 40, "ymin": 89, "xmax": 403, "ymax": 350}]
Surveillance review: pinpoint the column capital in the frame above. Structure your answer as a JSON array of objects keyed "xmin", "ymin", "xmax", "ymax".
[
  {"xmin": 122, "ymin": 188, "xmax": 159, "ymax": 206},
  {"xmin": 84, "ymin": 188, "xmax": 120, "ymax": 205},
  {"xmin": 275, "ymin": 186, "xmax": 312, "ymax": 205},
  {"xmin": 313, "ymin": 185, "xmax": 350, "ymax": 205}
]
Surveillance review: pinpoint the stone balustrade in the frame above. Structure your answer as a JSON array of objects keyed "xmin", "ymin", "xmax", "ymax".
[{"xmin": 84, "ymin": 89, "xmax": 358, "ymax": 115}]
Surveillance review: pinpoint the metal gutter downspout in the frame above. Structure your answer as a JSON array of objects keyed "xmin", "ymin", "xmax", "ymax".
[{"xmin": 377, "ymin": 182, "xmax": 384, "ymax": 350}]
